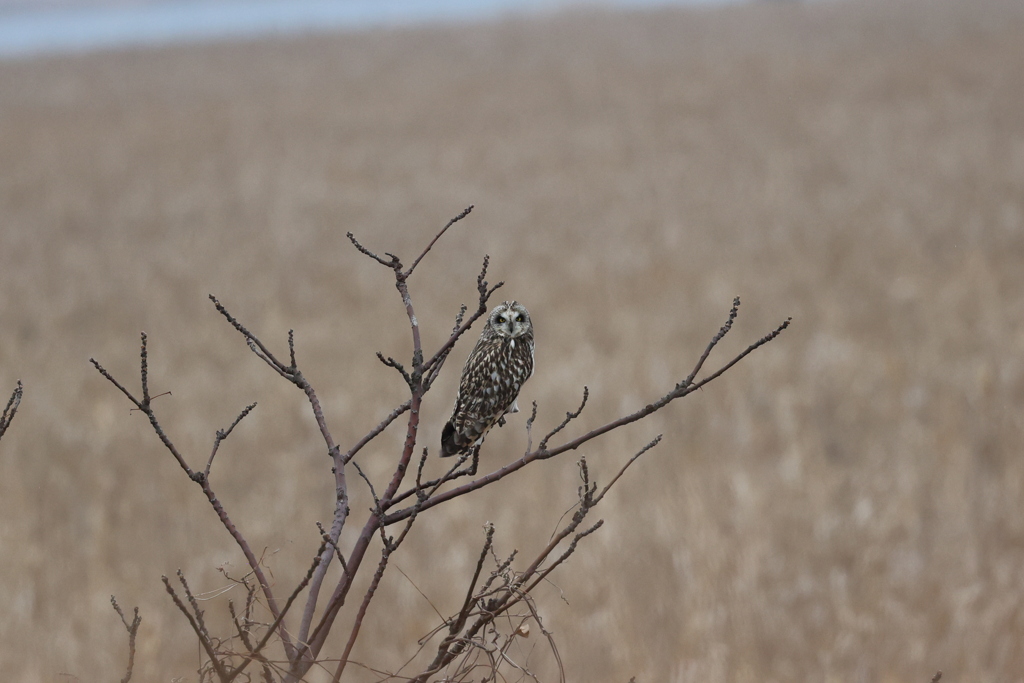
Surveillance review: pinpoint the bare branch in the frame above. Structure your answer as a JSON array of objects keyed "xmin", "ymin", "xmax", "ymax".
[
  {"xmin": 351, "ymin": 459, "xmax": 381, "ymax": 507},
  {"xmin": 225, "ymin": 545, "xmax": 325, "ymax": 683},
  {"xmin": 520, "ymin": 595, "xmax": 565, "ymax": 683},
  {"xmin": 91, "ymin": 335, "xmax": 195, "ymax": 477},
  {"xmin": 341, "ymin": 400, "xmax": 412, "ymax": 465},
  {"xmin": 205, "ymin": 402, "xmax": 257, "ymax": 479},
  {"xmin": 522, "ymin": 520, "xmax": 603, "ymax": 597},
  {"xmin": 331, "ymin": 545, "xmax": 392, "ymax": 683},
  {"xmin": 591, "ymin": 435, "xmax": 662, "ymax": 507},
  {"xmin": 95, "ymin": 204, "xmax": 789, "ymax": 683},
  {"xmin": 208, "ymin": 297, "xmax": 350, "ymax": 661},
  {"xmin": 178, "ymin": 570, "xmax": 215, "ymax": 659},
  {"xmin": 0, "ymin": 380, "xmax": 23, "ymax": 441},
  {"xmin": 538, "ymin": 387, "xmax": 588, "ymax": 453},
  {"xmin": 479, "ymin": 548, "xmax": 518, "ymax": 599},
  {"xmin": 414, "ymin": 442, "xmax": 655, "ymax": 683},
  {"xmin": 347, "ymin": 231, "xmax": 399, "ymax": 269},
  {"xmin": 228, "ymin": 593, "xmax": 278, "ymax": 683},
  {"xmin": 422, "ymin": 255, "xmax": 504, "ymax": 377},
  {"xmin": 92, "ymin": 334, "xmax": 294, "ymax": 659},
  {"xmin": 385, "ymin": 446, "xmax": 476, "ymax": 510},
  {"xmin": 413, "ymin": 519, "xmax": 588, "ymax": 683},
  {"xmin": 452, "ymin": 524, "xmax": 495, "ymax": 638},
  {"xmin": 685, "ymin": 296, "xmax": 740, "ymax": 385},
  {"xmin": 139, "ymin": 332, "xmax": 151, "ymax": 403},
  {"xmin": 163, "ymin": 573, "xmax": 229, "ymax": 682},
  {"xmin": 288, "ymin": 329, "xmax": 297, "ymax": 371},
  {"xmin": 228, "ymin": 591, "xmax": 254, "ymax": 651},
  {"xmin": 90, "ymin": 358, "xmax": 143, "ymax": 410},
  {"xmin": 524, "ymin": 401, "xmax": 539, "ymax": 454},
  {"xmin": 210, "ymin": 295, "xmax": 292, "ymax": 374},
  {"xmin": 688, "ymin": 316, "xmax": 791, "ymax": 390},
  {"xmin": 303, "ymin": 220, "xmax": 458, "ymax": 667},
  {"xmin": 414, "ymin": 526, "xmax": 497, "ymax": 681},
  {"xmin": 317, "ymin": 521, "xmax": 350, "ymax": 577},
  {"xmin": 404, "ymin": 205, "xmax": 474, "ymax": 278},
  {"xmin": 376, "ymin": 352, "xmax": 413, "ymax": 389},
  {"xmin": 111, "ymin": 596, "xmax": 141, "ymax": 683}
]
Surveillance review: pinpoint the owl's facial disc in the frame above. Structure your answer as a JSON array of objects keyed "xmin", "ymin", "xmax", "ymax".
[
  {"xmin": 492, "ymin": 307, "xmax": 513, "ymax": 336},
  {"xmin": 491, "ymin": 302, "xmax": 529, "ymax": 338}
]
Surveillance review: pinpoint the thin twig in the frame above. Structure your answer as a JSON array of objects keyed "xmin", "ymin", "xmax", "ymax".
[
  {"xmin": 228, "ymin": 595, "xmax": 278, "ymax": 683},
  {"xmin": 385, "ymin": 445, "xmax": 475, "ymax": 509},
  {"xmin": 521, "ymin": 595, "xmax": 565, "ymax": 683},
  {"xmin": 685, "ymin": 296, "xmax": 740, "ymax": 386},
  {"xmin": 347, "ymin": 232, "xmax": 398, "ymax": 268},
  {"xmin": 376, "ymin": 352, "xmax": 414, "ymax": 389},
  {"xmin": 90, "ymin": 358, "xmax": 143, "ymax": 410},
  {"xmin": 523, "ymin": 401, "xmax": 539, "ymax": 455},
  {"xmin": 316, "ymin": 521, "xmax": 350, "ymax": 577},
  {"xmin": 351, "ymin": 459, "xmax": 381, "ymax": 507},
  {"xmin": 452, "ymin": 524, "xmax": 495, "ymax": 638},
  {"xmin": 521, "ymin": 521, "xmax": 603, "ymax": 596},
  {"xmin": 210, "ymin": 295, "xmax": 292, "ymax": 374},
  {"xmin": 111, "ymin": 596, "xmax": 141, "ymax": 683},
  {"xmin": 404, "ymin": 205, "xmax": 474, "ymax": 278},
  {"xmin": 226, "ymin": 545, "xmax": 325, "ymax": 683},
  {"xmin": 591, "ymin": 435, "xmax": 662, "ymax": 507},
  {"xmin": 163, "ymin": 574, "xmax": 229, "ymax": 682},
  {"xmin": 422, "ymin": 255, "xmax": 504, "ymax": 376},
  {"xmin": 205, "ymin": 403, "xmax": 257, "ymax": 479},
  {"xmin": 341, "ymin": 400, "xmax": 412, "ymax": 465},
  {"xmin": 331, "ymin": 545, "xmax": 392, "ymax": 683},
  {"xmin": 177, "ymin": 570, "xmax": 215, "ymax": 658},
  {"xmin": 0, "ymin": 380, "xmax": 23, "ymax": 441},
  {"xmin": 538, "ymin": 387, "xmax": 588, "ymax": 453}
]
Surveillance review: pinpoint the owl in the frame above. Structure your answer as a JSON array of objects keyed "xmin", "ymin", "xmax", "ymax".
[{"xmin": 441, "ymin": 301, "xmax": 535, "ymax": 457}]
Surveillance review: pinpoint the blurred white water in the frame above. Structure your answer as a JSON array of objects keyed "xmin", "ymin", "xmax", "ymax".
[{"xmin": 0, "ymin": 0, "xmax": 745, "ymax": 59}]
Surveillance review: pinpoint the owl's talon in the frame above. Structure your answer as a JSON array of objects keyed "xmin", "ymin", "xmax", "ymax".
[{"xmin": 498, "ymin": 416, "xmax": 507, "ymax": 428}]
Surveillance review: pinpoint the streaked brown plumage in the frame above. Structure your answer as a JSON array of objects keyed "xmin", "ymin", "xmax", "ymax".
[{"xmin": 441, "ymin": 301, "xmax": 535, "ymax": 457}]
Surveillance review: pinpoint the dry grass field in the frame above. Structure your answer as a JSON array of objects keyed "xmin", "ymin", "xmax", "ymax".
[{"xmin": 2, "ymin": 0, "xmax": 1024, "ymax": 680}]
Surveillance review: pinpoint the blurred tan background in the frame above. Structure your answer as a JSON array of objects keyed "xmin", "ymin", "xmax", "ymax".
[{"xmin": 2, "ymin": 0, "xmax": 1024, "ymax": 680}]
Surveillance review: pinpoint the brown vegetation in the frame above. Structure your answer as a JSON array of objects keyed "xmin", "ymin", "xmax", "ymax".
[{"xmin": 1, "ymin": 0, "xmax": 1023, "ymax": 680}]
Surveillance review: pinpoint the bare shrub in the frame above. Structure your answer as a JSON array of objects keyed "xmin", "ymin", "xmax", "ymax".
[{"xmin": 91, "ymin": 207, "xmax": 788, "ymax": 682}]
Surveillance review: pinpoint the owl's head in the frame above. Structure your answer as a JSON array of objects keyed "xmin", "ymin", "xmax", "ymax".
[{"xmin": 488, "ymin": 301, "xmax": 532, "ymax": 339}]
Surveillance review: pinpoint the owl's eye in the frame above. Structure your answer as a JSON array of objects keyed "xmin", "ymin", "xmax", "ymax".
[
  {"xmin": 515, "ymin": 315, "xmax": 524, "ymax": 322},
  {"xmin": 496, "ymin": 316, "xmax": 506, "ymax": 324}
]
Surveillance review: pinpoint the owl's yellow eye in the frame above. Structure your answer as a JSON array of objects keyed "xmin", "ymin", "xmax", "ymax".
[
  {"xmin": 497, "ymin": 316, "xmax": 506, "ymax": 324},
  {"xmin": 515, "ymin": 315, "xmax": 524, "ymax": 322}
]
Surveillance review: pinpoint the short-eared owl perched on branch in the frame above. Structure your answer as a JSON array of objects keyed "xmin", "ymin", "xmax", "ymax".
[{"xmin": 441, "ymin": 301, "xmax": 535, "ymax": 457}]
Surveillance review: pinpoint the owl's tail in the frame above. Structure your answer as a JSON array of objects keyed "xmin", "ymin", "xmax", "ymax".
[{"xmin": 440, "ymin": 420, "xmax": 463, "ymax": 457}]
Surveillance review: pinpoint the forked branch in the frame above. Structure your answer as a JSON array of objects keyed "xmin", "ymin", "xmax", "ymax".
[
  {"xmin": 111, "ymin": 596, "xmax": 141, "ymax": 683},
  {"xmin": 90, "ymin": 336, "xmax": 294, "ymax": 661},
  {"xmin": 412, "ymin": 446, "xmax": 654, "ymax": 683}
]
